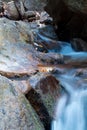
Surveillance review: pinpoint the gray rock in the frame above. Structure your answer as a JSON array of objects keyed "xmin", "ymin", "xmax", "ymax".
[
  {"xmin": 0, "ymin": 75, "xmax": 44, "ymax": 130},
  {"xmin": 3, "ymin": 1, "xmax": 20, "ymax": 20},
  {"xmin": 23, "ymin": 0, "xmax": 46, "ymax": 11},
  {"xmin": 0, "ymin": 18, "xmax": 63, "ymax": 78}
]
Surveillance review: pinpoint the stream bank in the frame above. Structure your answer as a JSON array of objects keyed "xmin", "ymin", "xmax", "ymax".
[{"xmin": 0, "ymin": 0, "xmax": 87, "ymax": 130}]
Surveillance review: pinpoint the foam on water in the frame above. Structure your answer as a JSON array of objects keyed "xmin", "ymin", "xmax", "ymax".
[{"xmin": 52, "ymin": 90, "xmax": 87, "ymax": 130}]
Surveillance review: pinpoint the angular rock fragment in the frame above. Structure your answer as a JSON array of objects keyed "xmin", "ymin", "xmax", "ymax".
[
  {"xmin": 0, "ymin": 75, "xmax": 44, "ymax": 130},
  {"xmin": 27, "ymin": 73, "xmax": 61, "ymax": 117}
]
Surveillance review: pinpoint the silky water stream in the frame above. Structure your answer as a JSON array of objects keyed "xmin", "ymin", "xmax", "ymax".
[
  {"xmin": 35, "ymin": 25, "xmax": 87, "ymax": 130},
  {"xmin": 52, "ymin": 75, "xmax": 87, "ymax": 130},
  {"xmin": 51, "ymin": 44, "xmax": 87, "ymax": 130}
]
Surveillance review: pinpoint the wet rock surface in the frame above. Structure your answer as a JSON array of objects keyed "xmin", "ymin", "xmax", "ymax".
[
  {"xmin": 0, "ymin": 7, "xmax": 63, "ymax": 129},
  {"xmin": 0, "ymin": 0, "xmax": 87, "ymax": 130}
]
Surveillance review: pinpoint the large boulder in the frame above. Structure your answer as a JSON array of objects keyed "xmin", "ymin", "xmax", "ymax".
[
  {"xmin": 0, "ymin": 75, "xmax": 44, "ymax": 130},
  {"xmin": 0, "ymin": 18, "xmax": 63, "ymax": 78}
]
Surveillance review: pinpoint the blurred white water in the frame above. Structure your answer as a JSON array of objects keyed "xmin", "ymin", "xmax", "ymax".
[{"xmin": 52, "ymin": 76, "xmax": 87, "ymax": 130}]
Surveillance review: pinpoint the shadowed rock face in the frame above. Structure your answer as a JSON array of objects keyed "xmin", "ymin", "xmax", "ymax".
[{"xmin": 45, "ymin": 0, "xmax": 87, "ymax": 41}]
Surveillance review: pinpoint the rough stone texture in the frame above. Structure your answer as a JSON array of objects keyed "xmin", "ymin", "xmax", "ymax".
[
  {"xmin": 27, "ymin": 73, "xmax": 61, "ymax": 117},
  {"xmin": 0, "ymin": 18, "xmax": 33, "ymax": 43},
  {"xmin": 26, "ymin": 72, "xmax": 62, "ymax": 129},
  {"xmin": 0, "ymin": 75, "xmax": 44, "ymax": 130},
  {"xmin": 0, "ymin": 18, "xmax": 38, "ymax": 77},
  {"xmin": 0, "ymin": 18, "xmax": 63, "ymax": 78},
  {"xmin": 0, "ymin": 18, "xmax": 39, "ymax": 77}
]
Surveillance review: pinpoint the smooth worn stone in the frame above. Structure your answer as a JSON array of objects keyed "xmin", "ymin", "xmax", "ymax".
[
  {"xmin": 0, "ymin": 18, "xmax": 38, "ymax": 77},
  {"xmin": 0, "ymin": 18, "xmax": 63, "ymax": 78},
  {"xmin": 0, "ymin": 18, "xmax": 33, "ymax": 43},
  {"xmin": 3, "ymin": 1, "xmax": 20, "ymax": 20},
  {"xmin": 12, "ymin": 80, "xmax": 32, "ymax": 94},
  {"xmin": 0, "ymin": 75, "xmax": 44, "ymax": 130},
  {"xmin": 23, "ymin": 0, "xmax": 46, "ymax": 11},
  {"xmin": 0, "ymin": 41, "xmax": 39, "ymax": 76}
]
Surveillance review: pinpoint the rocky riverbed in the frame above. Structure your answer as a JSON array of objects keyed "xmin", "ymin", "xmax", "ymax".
[{"xmin": 0, "ymin": 0, "xmax": 87, "ymax": 130}]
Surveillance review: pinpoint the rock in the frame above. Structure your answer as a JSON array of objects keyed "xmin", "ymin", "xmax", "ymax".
[
  {"xmin": 2, "ymin": 0, "xmax": 46, "ymax": 20},
  {"xmin": 27, "ymin": 73, "xmax": 61, "ymax": 117},
  {"xmin": 0, "ymin": 18, "xmax": 38, "ymax": 77},
  {"xmin": 12, "ymin": 80, "xmax": 32, "ymax": 94},
  {"xmin": 40, "ymin": 11, "xmax": 53, "ymax": 24},
  {"xmin": 24, "ymin": 11, "xmax": 37, "ymax": 18},
  {"xmin": 0, "ymin": 18, "xmax": 63, "ymax": 78},
  {"xmin": 0, "ymin": 1, "xmax": 4, "ymax": 13},
  {"xmin": 37, "ymin": 52, "xmax": 64, "ymax": 64},
  {"xmin": 0, "ymin": 18, "xmax": 33, "ymax": 43},
  {"xmin": 45, "ymin": 0, "xmax": 87, "ymax": 41},
  {"xmin": 23, "ymin": 0, "xmax": 46, "ymax": 11},
  {"xmin": 14, "ymin": 0, "xmax": 25, "ymax": 18},
  {"xmin": 3, "ymin": 1, "xmax": 20, "ymax": 20},
  {"xmin": 26, "ymin": 73, "xmax": 61, "ymax": 129},
  {"xmin": 71, "ymin": 38, "xmax": 87, "ymax": 51},
  {"xmin": 64, "ymin": 0, "xmax": 87, "ymax": 14},
  {"xmin": 23, "ymin": 11, "xmax": 40, "ymax": 21},
  {"xmin": 0, "ymin": 75, "xmax": 44, "ymax": 130},
  {"xmin": 33, "ymin": 24, "xmax": 60, "ymax": 52}
]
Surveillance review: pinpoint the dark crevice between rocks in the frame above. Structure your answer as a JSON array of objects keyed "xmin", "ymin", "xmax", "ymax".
[
  {"xmin": 26, "ymin": 88, "xmax": 52, "ymax": 130},
  {"xmin": 9, "ymin": 75, "xmax": 30, "ymax": 81}
]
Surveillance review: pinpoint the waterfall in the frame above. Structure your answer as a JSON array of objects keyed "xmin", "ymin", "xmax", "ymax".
[{"xmin": 52, "ymin": 76, "xmax": 87, "ymax": 130}]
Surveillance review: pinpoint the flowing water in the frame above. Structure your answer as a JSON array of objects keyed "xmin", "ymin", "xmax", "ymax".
[
  {"xmin": 36, "ymin": 25, "xmax": 87, "ymax": 130},
  {"xmin": 52, "ymin": 75, "xmax": 87, "ymax": 130},
  {"xmin": 50, "ymin": 40, "xmax": 87, "ymax": 130}
]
